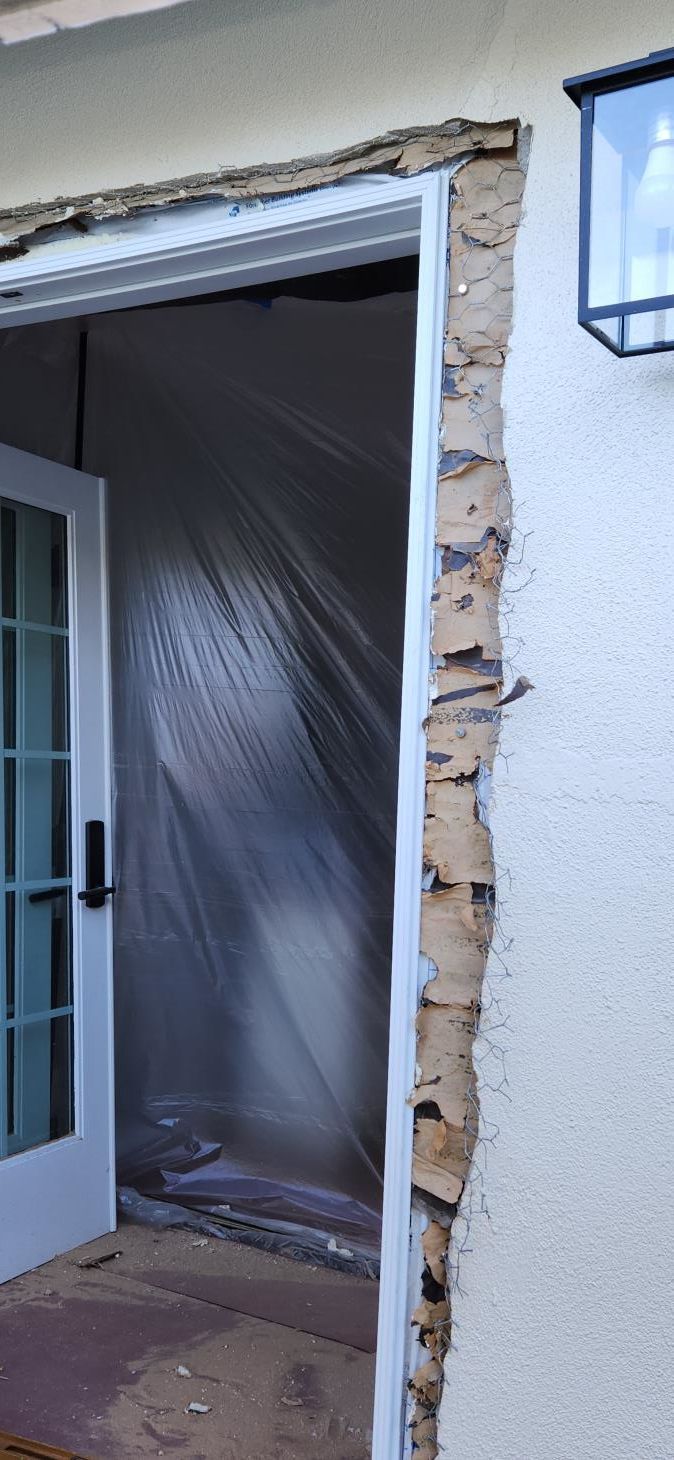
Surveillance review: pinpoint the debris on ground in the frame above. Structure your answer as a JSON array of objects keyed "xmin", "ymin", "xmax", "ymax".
[
  {"xmin": 327, "ymin": 1238, "xmax": 354, "ymax": 1259},
  {"xmin": 77, "ymin": 1250, "xmax": 123, "ymax": 1270}
]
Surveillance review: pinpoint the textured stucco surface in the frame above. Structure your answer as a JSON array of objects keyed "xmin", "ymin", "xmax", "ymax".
[
  {"xmin": 1, "ymin": 3, "xmax": 674, "ymax": 1459},
  {"xmin": 0, "ymin": 0, "xmax": 195, "ymax": 47}
]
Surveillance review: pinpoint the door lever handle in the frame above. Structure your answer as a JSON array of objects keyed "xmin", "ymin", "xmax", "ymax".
[{"xmin": 81, "ymin": 821, "xmax": 114, "ymax": 909}]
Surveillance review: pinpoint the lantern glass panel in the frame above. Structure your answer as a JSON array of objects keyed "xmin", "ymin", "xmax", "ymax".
[{"xmin": 589, "ymin": 76, "xmax": 674, "ymax": 325}]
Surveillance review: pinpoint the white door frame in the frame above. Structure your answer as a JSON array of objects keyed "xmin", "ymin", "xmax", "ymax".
[{"xmin": 0, "ymin": 170, "xmax": 450, "ymax": 1460}]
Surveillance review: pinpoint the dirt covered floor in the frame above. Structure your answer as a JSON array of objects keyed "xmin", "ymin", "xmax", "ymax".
[{"xmin": 0, "ymin": 1221, "xmax": 378, "ymax": 1458}]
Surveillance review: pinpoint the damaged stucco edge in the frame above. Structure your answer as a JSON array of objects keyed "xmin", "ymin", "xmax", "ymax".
[
  {"xmin": 0, "ymin": 116, "xmax": 528, "ymax": 1460},
  {"xmin": 0, "ymin": 119, "xmax": 517, "ymax": 251},
  {"xmin": 409, "ymin": 139, "xmax": 528, "ymax": 1458}
]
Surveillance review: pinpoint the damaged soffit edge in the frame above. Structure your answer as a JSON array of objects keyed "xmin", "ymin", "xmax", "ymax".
[{"xmin": 0, "ymin": 0, "xmax": 197, "ymax": 45}]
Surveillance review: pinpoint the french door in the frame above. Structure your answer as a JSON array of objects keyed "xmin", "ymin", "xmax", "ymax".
[{"xmin": 0, "ymin": 442, "xmax": 114, "ymax": 1283}]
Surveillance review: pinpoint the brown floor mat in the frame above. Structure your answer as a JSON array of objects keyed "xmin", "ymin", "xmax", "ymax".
[
  {"xmin": 125, "ymin": 1267, "xmax": 379, "ymax": 1351},
  {"xmin": 0, "ymin": 1433, "xmax": 88, "ymax": 1459}
]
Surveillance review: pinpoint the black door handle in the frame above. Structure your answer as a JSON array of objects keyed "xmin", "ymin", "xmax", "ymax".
[{"xmin": 79, "ymin": 821, "xmax": 115, "ymax": 909}]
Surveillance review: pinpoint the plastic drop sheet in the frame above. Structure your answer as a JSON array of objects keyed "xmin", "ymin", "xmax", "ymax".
[{"xmin": 79, "ymin": 284, "xmax": 418, "ymax": 1256}]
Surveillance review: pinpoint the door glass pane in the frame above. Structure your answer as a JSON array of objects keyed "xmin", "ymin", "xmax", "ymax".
[
  {"xmin": 22, "ymin": 505, "xmax": 67, "ymax": 629},
  {"xmin": 4, "ymin": 760, "xmax": 14, "ymax": 880},
  {"xmin": 17, "ymin": 892, "xmax": 72, "ymax": 1017},
  {"xmin": 2, "ymin": 630, "xmax": 15, "ymax": 749},
  {"xmin": 0, "ymin": 499, "xmax": 73, "ymax": 1159},
  {"xmin": 22, "ymin": 630, "xmax": 68, "ymax": 753},
  {"xmin": 0, "ymin": 505, "xmax": 15, "ymax": 620},
  {"xmin": 20, "ymin": 759, "xmax": 69, "ymax": 882},
  {"xmin": 5, "ymin": 891, "xmax": 14, "ymax": 1017},
  {"xmin": 4, "ymin": 1015, "xmax": 73, "ymax": 1152}
]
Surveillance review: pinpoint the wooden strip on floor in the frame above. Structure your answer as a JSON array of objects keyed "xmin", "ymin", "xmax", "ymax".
[{"xmin": 0, "ymin": 1432, "xmax": 88, "ymax": 1459}]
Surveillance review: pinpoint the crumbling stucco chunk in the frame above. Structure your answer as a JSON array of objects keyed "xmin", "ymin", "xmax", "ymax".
[
  {"xmin": 442, "ymin": 375, "xmax": 504, "ymax": 460},
  {"xmin": 413, "ymin": 1117, "xmax": 465, "ymax": 1205},
  {"xmin": 424, "ymin": 780, "xmax": 492, "ymax": 884},
  {"xmin": 426, "ymin": 683, "xmax": 498, "ymax": 780},
  {"xmin": 436, "ymin": 457, "xmax": 509, "ymax": 544},
  {"xmin": 432, "ymin": 563, "xmax": 501, "ymax": 658},
  {"xmin": 421, "ymin": 885, "xmax": 488, "ymax": 1006},
  {"xmin": 412, "ymin": 1003, "xmax": 475, "ymax": 1132},
  {"xmin": 422, "ymin": 1221, "xmax": 451, "ymax": 1287},
  {"xmin": 450, "ymin": 153, "xmax": 524, "ymax": 245}
]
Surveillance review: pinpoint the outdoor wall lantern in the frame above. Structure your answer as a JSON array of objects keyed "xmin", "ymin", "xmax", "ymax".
[{"xmin": 564, "ymin": 48, "xmax": 674, "ymax": 355}]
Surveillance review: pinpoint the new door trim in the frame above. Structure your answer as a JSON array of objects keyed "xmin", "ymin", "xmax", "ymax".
[{"xmin": 0, "ymin": 170, "xmax": 450, "ymax": 1460}]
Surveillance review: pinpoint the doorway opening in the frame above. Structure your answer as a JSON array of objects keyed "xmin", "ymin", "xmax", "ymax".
[{"xmin": 0, "ymin": 251, "xmax": 421, "ymax": 1458}]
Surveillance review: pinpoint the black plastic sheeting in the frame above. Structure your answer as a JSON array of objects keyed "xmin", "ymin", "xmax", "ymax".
[{"xmin": 0, "ymin": 268, "xmax": 418, "ymax": 1263}]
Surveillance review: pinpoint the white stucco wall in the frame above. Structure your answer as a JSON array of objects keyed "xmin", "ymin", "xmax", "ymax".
[{"xmin": 2, "ymin": 3, "xmax": 674, "ymax": 1458}]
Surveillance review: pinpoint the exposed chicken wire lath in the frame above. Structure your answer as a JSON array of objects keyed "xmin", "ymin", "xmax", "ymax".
[
  {"xmin": 0, "ymin": 0, "xmax": 196, "ymax": 44},
  {"xmin": 409, "ymin": 149, "xmax": 527, "ymax": 1460}
]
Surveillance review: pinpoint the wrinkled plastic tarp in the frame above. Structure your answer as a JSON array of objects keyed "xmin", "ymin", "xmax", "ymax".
[{"xmin": 0, "ymin": 279, "xmax": 417, "ymax": 1256}]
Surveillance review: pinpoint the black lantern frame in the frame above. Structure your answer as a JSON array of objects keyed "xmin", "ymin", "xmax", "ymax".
[{"xmin": 564, "ymin": 47, "xmax": 674, "ymax": 357}]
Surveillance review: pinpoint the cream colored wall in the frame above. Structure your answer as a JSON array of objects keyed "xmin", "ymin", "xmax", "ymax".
[
  {"xmin": 0, "ymin": 0, "xmax": 196, "ymax": 48},
  {"xmin": 0, "ymin": 0, "xmax": 662, "ymax": 208},
  {"xmin": 2, "ymin": 4, "xmax": 674, "ymax": 1458}
]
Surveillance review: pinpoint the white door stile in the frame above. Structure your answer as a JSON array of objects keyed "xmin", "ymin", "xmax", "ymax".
[{"xmin": 371, "ymin": 170, "xmax": 450, "ymax": 1460}]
